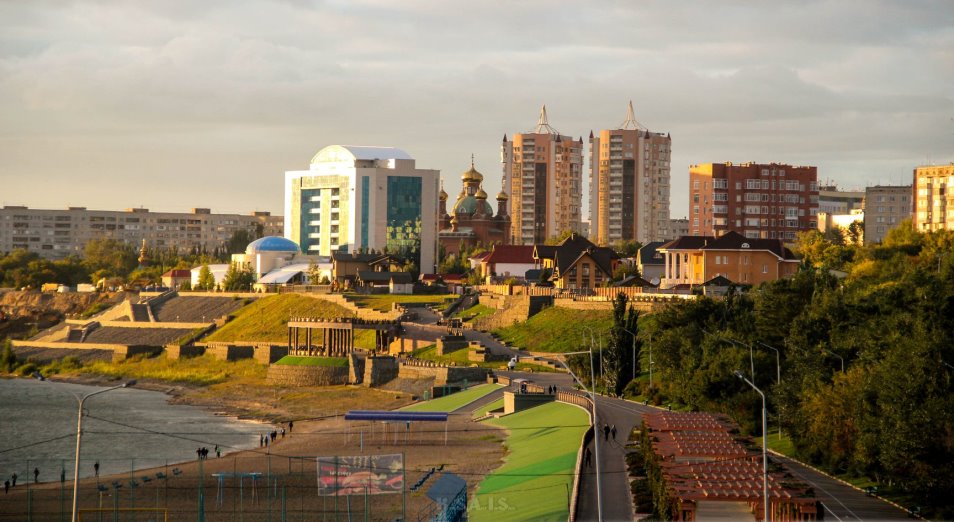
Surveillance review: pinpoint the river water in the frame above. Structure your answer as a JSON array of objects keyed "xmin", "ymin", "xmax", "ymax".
[{"xmin": 0, "ymin": 378, "xmax": 268, "ymax": 483}]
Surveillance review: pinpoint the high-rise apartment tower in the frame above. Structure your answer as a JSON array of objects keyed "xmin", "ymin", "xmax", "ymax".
[
  {"xmin": 588, "ymin": 102, "xmax": 672, "ymax": 245},
  {"xmin": 502, "ymin": 107, "xmax": 583, "ymax": 245},
  {"xmin": 913, "ymin": 163, "xmax": 954, "ymax": 233}
]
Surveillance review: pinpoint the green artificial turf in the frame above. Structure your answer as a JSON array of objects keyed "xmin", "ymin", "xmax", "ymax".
[
  {"xmin": 470, "ymin": 401, "xmax": 589, "ymax": 521},
  {"xmin": 274, "ymin": 356, "xmax": 348, "ymax": 367},
  {"xmin": 402, "ymin": 383, "xmax": 502, "ymax": 412},
  {"xmin": 473, "ymin": 397, "xmax": 504, "ymax": 418}
]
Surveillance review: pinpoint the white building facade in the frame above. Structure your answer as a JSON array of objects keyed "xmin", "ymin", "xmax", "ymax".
[{"xmin": 284, "ymin": 145, "xmax": 439, "ymax": 273}]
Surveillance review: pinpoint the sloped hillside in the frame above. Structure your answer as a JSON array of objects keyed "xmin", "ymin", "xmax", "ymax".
[{"xmin": 203, "ymin": 294, "xmax": 371, "ymax": 345}]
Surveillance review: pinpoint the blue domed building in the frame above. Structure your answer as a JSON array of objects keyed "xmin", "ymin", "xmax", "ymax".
[{"xmin": 232, "ymin": 236, "xmax": 303, "ymax": 280}]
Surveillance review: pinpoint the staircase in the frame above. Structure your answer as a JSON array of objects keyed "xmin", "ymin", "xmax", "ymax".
[{"xmin": 130, "ymin": 304, "xmax": 152, "ymax": 322}]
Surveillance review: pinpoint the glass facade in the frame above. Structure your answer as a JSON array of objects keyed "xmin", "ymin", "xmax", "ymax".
[
  {"xmin": 386, "ymin": 176, "xmax": 422, "ymax": 265},
  {"xmin": 360, "ymin": 176, "xmax": 369, "ymax": 249},
  {"xmin": 299, "ymin": 188, "xmax": 321, "ymax": 253}
]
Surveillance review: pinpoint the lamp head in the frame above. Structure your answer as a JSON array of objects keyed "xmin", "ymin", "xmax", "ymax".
[{"xmin": 733, "ymin": 370, "xmax": 744, "ymax": 380}]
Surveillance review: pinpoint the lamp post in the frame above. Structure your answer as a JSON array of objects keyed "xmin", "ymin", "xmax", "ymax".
[
  {"xmin": 69, "ymin": 380, "xmax": 136, "ymax": 522},
  {"xmin": 619, "ymin": 327, "xmax": 638, "ymax": 383},
  {"xmin": 735, "ymin": 370, "xmax": 768, "ymax": 522},
  {"xmin": 561, "ymin": 349, "xmax": 603, "ymax": 522},
  {"xmin": 703, "ymin": 329, "xmax": 754, "ymax": 383},
  {"xmin": 822, "ymin": 349, "xmax": 844, "ymax": 373}
]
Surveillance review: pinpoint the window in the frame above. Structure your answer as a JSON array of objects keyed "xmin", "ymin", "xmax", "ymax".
[
  {"xmin": 714, "ymin": 179, "xmax": 728, "ymax": 189},
  {"xmin": 746, "ymin": 179, "xmax": 761, "ymax": 189},
  {"xmin": 693, "ymin": 180, "xmax": 700, "ymax": 189},
  {"xmin": 762, "ymin": 264, "xmax": 769, "ymax": 274}
]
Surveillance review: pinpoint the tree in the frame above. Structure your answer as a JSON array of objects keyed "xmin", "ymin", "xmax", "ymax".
[
  {"xmin": 196, "ymin": 264, "xmax": 215, "ymax": 291},
  {"xmin": 545, "ymin": 229, "xmax": 576, "ymax": 245},
  {"xmin": 226, "ymin": 229, "xmax": 257, "ymax": 255},
  {"xmin": 307, "ymin": 260, "xmax": 324, "ymax": 285},
  {"xmin": 222, "ymin": 262, "xmax": 254, "ymax": 291},
  {"xmin": 611, "ymin": 239, "xmax": 642, "ymax": 257},
  {"xmin": 83, "ymin": 239, "xmax": 138, "ymax": 280},
  {"xmin": 604, "ymin": 293, "xmax": 641, "ymax": 396}
]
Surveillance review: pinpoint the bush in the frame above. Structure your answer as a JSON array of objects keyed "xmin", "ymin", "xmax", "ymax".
[
  {"xmin": 17, "ymin": 361, "xmax": 38, "ymax": 376},
  {"xmin": 0, "ymin": 340, "xmax": 18, "ymax": 373}
]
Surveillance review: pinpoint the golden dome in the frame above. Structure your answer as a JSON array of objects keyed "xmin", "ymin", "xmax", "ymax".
[
  {"xmin": 496, "ymin": 190, "xmax": 509, "ymax": 201},
  {"xmin": 475, "ymin": 186, "xmax": 488, "ymax": 199},
  {"xmin": 462, "ymin": 166, "xmax": 484, "ymax": 183},
  {"xmin": 439, "ymin": 187, "xmax": 448, "ymax": 200}
]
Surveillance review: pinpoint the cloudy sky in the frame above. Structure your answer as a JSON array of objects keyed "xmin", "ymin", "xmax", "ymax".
[{"xmin": 1, "ymin": 1, "xmax": 952, "ymax": 219}]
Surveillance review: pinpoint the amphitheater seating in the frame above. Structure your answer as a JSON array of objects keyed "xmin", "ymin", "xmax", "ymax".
[{"xmin": 151, "ymin": 296, "xmax": 248, "ymax": 323}]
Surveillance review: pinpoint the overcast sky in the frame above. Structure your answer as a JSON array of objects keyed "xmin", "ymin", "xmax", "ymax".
[{"xmin": 1, "ymin": 1, "xmax": 952, "ymax": 220}]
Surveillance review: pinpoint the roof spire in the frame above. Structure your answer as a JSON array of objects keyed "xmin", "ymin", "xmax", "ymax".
[
  {"xmin": 533, "ymin": 105, "xmax": 559, "ymax": 135},
  {"xmin": 471, "ymin": 153, "xmax": 475, "ymax": 168},
  {"xmin": 621, "ymin": 100, "xmax": 646, "ymax": 130}
]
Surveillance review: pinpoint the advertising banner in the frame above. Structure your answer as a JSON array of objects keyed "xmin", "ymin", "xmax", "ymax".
[{"xmin": 317, "ymin": 453, "xmax": 404, "ymax": 495}]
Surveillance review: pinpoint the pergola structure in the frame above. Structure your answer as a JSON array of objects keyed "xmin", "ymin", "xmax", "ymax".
[
  {"xmin": 643, "ymin": 411, "xmax": 818, "ymax": 522},
  {"xmin": 287, "ymin": 317, "xmax": 402, "ymax": 356}
]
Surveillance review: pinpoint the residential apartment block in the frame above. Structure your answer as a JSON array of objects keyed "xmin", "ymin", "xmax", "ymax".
[
  {"xmin": 502, "ymin": 106, "xmax": 584, "ymax": 245},
  {"xmin": 864, "ymin": 185, "xmax": 913, "ymax": 244},
  {"xmin": 658, "ymin": 231, "xmax": 799, "ymax": 289},
  {"xmin": 0, "ymin": 206, "xmax": 282, "ymax": 260},
  {"xmin": 284, "ymin": 145, "xmax": 439, "ymax": 273},
  {"xmin": 818, "ymin": 185, "xmax": 864, "ymax": 215},
  {"xmin": 588, "ymin": 102, "xmax": 672, "ymax": 245},
  {"xmin": 913, "ymin": 163, "xmax": 954, "ymax": 233},
  {"xmin": 689, "ymin": 162, "xmax": 819, "ymax": 241}
]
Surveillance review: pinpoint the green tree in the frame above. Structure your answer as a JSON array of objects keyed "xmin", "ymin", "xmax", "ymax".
[
  {"xmin": 196, "ymin": 264, "xmax": 215, "ymax": 291},
  {"xmin": 0, "ymin": 339, "xmax": 18, "ymax": 373},
  {"xmin": 83, "ymin": 239, "xmax": 138, "ymax": 280},
  {"xmin": 544, "ymin": 229, "xmax": 576, "ymax": 245},
  {"xmin": 222, "ymin": 263, "xmax": 254, "ymax": 291},
  {"xmin": 226, "ymin": 228, "xmax": 257, "ymax": 255}
]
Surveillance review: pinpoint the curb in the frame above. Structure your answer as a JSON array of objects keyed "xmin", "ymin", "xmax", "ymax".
[{"xmin": 766, "ymin": 449, "xmax": 921, "ymax": 519}]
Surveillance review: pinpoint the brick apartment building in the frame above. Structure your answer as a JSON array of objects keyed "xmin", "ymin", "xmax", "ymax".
[
  {"xmin": 913, "ymin": 163, "xmax": 954, "ymax": 233},
  {"xmin": 689, "ymin": 162, "xmax": 819, "ymax": 241}
]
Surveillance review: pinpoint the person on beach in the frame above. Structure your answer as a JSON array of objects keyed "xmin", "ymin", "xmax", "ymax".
[
  {"xmin": 33, "ymin": 467, "xmax": 38, "ymax": 484},
  {"xmin": 288, "ymin": 420, "xmax": 293, "ymax": 432},
  {"xmin": 281, "ymin": 428, "xmax": 285, "ymax": 439},
  {"xmin": 215, "ymin": 445, "xmax": 220, "ymax": 458},
  {"xmin": 94, "ymin": 461, "xmax": 99, "ymax": 477},
  {"xmin": 3, "ymin": 479, "xmax": 8, "ymax": 494},
  {"xmin": 11, "ymin": 473, "xmax": 16, "ymax": 487}
]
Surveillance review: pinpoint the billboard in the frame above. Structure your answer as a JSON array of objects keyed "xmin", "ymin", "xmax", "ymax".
[{"xmin": 317, "ymin": 454, "xmax": 404, "ymax": 495}]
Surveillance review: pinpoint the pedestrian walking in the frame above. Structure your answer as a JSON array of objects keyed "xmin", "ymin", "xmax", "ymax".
[
  {"xmin": 60, "ymin": 469, "xmax": 65, "ymax": 484},
  {"xmin": 215, "ymin": 445, "xmax": 220, "ymax": 458},
  {"xmin": 33, "ymin": 467, "xmax": 38, "ymax": 484},
  {"xmin": 603, "ymin": 423, "xmax": 610, "ymax": 441},
  {"xmin": 11, "ymin": 473, "xmax": 17, "ymax": 487},
  {"xmin": 611, "ymin": 425, "xmax": 617, "ymax": 441},
  {"xmin": 3, "ymin": 479, "xmax": 8, "ymax": 494},
  {"xmin": 584, "ymin": 447, "xmax": 592, "ymax": 468},
  {"xmin": 281, "ymin": 428, "xmax": 285, "ymax": 439},
  {"xmin": 94, "ymin": 461, "xmax": 99, "ymax": 477},
  {"xmin": 288, "ymin": 420, "xmax": 294, "ymax": 432}
]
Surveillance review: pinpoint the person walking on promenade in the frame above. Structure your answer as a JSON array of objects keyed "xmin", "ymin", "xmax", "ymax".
[
  {"xmin": 94, "ymin": 461, "xmax": 99, "ymax": 477},
  {"xmin": 11, "ymin": 473, "xmax": 16, "ymax": 487},
  {"xmin": 584, "ymin": 447, "xmax": 592, "ymax": 468},
  {"xmin": 611, "ymin": 425, "xmax": 617, "ymax": 441},
  {"xmin": 603, "ymin": 423, "xmax": 610, "ymax": 441},
  {"xmin": 33, "ymin": 467, "xmax": 38, "ymax": 484},
  {"xmin": 4, "ymin": 480, "xmax": 9, "ymax": 494}
]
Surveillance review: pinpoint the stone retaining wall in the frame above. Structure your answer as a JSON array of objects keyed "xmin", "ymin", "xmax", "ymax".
[
  {"xmin": 363, "ymin": 356, "xmax": 399, "ymax": 387},
  {"xmin": 436, "ymin": 335, "xmax": 469, "ymax": 355},
  {"xmin": 164, "ymin": 344, "xmax": 206, "ymax": 359},
  {"xmin": 266, "ymin": 364, "xmax": 350, "ymax": 386},
  {"xmin": 206, "ymin": 344, "xmax": 254, "ymax": 361},
  {"xmin": 397, "ymin": 365, "xmax": 489, "ymax": 385}
]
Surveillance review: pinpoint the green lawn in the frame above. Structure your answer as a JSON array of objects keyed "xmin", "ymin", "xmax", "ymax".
[
  {"xmin": 470, "ymin": 402, "xmax": 589, "ymax": 521},
  {"xmin": 492, "ymin": 307, "xmax": 614, "ymax": 353},
  {"xmin": 203, "ymin": 294, "xmax": 376, "ymax": 349},
  {"xmin": 454, "ymin": 303, "xmax": 496, "ymax": 322},
  {"xmin": 410, "ymin": 344, "xmax": 556, "ymax": 372},
  {"xmin": 343, "ymin": 293, "xmax": 457, "ymax": 312},
  {"xmin": 274, "ymin": 356, "xmax": 348, "ymax": 367},
  {"xmin": 403, "ymin": 383, "xmax": 503, "ymax": 412}
]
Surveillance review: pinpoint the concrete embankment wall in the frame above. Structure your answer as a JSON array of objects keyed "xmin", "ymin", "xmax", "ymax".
[
  {"xmin": 266, "ymin": 365, "xmax": 350, "ymax": 386},
  {"xmin": 10, "ymin": 340, "xmax": 161, "ymax": 362},
  {"xmin": 398, "ymin": 364, "xmax": 489, "ymax": 385}
]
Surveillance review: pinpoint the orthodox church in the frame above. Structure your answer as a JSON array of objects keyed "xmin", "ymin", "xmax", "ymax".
[{"xmin": 438, "ymin": 160, "xmax": 511, "ymax": 256}]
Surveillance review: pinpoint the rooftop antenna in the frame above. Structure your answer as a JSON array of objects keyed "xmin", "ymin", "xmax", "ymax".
[
  {"xmin": 533, "ymin": 105, "xmax": 560, "ymax": 135},
  {"xmin": 620, "ymin": 100, "xmax": 647, "ymax": 130}
]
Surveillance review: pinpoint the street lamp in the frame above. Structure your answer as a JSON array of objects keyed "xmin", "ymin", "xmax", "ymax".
[
  {"xmin": 561, "ymin": 349, "xmax": 603, "ymax": 522},
  {"xmin": 69, "ymin": 380, "xmax": 136, "ymax": 522},
  {"xmin": 735, "ymin": 370, "xmax": 768, "ymax": 522},
  {"xmin": 822, "ymin": 349, "xmax": 844, "ymax": 373},
  {"xmin": 703, "ymin": 329, "xmax": 754, "ymax": 383}
]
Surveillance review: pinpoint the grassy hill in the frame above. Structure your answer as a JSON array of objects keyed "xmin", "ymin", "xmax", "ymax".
[
  {"xmin": 204, "ymin": 294, "xmax": 378, "ymax": 348},
  {"xmin": 492, "ymin": 306, "xmax": 613, "ymax": 353}
]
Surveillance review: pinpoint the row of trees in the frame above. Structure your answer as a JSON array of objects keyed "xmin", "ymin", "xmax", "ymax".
[
  {"xmin": 0, "ymin": 229, "xmax": 261, "ymax": 290},
  {"xmin": 634, "ymin": 222, "xmax": 954, "ymax": 516}
]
